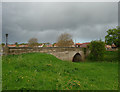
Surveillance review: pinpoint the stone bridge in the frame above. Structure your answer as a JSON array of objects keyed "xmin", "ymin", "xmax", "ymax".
[{"xmin": 3, "ymin": 47, "xmax": 89, "ymax": 62}]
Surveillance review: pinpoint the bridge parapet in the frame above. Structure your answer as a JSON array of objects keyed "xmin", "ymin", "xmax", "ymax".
[{"xmin": 3, "ymin": 47, "xmax": 89, "ymax": 62}]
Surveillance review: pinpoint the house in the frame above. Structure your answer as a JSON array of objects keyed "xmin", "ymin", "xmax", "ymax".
[
  {"xmin": 105, "ymin": 44, "xmax": 118, "ymax": 51},
  {"xmin": 75, "ymin": 43, "xmax": 82, "ymax": 47},
  {"xmin": 53, "ymin": 43, "xmax": 57, "ymax": 47},
  {"xmin": 80, "ymin": 42, "xmax": 90, "ymax": 48},
  {"xmin": 38, "ymin": 44, "xmax": 44, "ymax": 47},
  {"xmin": 75, "ymin": 42, "xmax": 90, "ymax": 48},
  {"xmin": 105, "ymin": 45, "xmax": 111, "ymax": 50},
  {"xmin": 111, "ymin": 43, "xmax": 117, "ymax": 49},
  {"xmin": 19, "ymin": 45, "xmax": 28, "ymax": 47},
  {"xmin": 8, "ymin": 44, "xmax": 16, "ymax": 47},
  {"xmin": 46, "ymin": 44, "xmax": 53, "ymax": 47},
  {"xmin": 71, "ymin": 44, "xmax": 75, "ymax": 47}
]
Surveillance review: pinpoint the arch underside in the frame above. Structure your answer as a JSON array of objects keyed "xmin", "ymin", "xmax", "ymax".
[{"xmin": 72, "ymin": 53, "xmax": 82, "ymax": 62}]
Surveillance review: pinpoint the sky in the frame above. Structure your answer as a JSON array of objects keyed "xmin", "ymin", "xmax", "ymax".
[{"xmin": 2, "ymin": 2, "xmax": 118, "ymax": 44}]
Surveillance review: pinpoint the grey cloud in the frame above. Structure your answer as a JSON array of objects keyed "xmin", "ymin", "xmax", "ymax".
[
  {"xmin": 2, "ymin": 2, "xmax": 118, "ymax": 43},
  {"xmin": 0, "ymin": 3, "xmax": 2, "ymax": 44}
]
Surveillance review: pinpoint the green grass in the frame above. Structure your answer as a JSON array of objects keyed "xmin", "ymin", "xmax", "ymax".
[
  {"xmin": 2, "ymin": 51, "xmax": 118, "ymax": 90},
  {"xmin": 104, "ymin": 51, "xmax": 118, "ymax": 62},
  {"xmin": 0, "ymin": 56, "xmax": 2, "ymax": 92}
]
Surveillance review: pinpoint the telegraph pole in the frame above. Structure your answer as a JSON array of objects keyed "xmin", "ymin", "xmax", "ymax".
[
  {"xmin": 4, "ymin": 33, "xmax": 9, "ymax": 55},
  {"xmin": 5, "ymin": 34, "xmax": 8, "ymax": 47}
]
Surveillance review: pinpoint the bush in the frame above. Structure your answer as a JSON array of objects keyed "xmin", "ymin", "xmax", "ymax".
[{"xmin": 89, "ymin": 40, "xmax": 105, "ymax": 61}]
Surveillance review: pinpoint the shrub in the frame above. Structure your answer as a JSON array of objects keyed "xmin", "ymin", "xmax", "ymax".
[{"xmin": 89, "ymin": 40, "xmax": 105, "ymax": 61}]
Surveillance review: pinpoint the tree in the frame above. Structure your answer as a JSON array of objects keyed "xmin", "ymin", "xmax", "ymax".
[
  {"xmin": 43, "ymin": 44, "xmax": 47, "ymax": 47},
  {"xmin": 28, "ymin": 38, "xmax": 38, "ymax": 47},
  {"xmin": 1, "ymin": 43, "xmax": 5, "ymax": 47},
  {"xmin": 20, "ymin": 43, "xmax": 27, "ymax": 45},
  {"xmin": 15, "ymin": 42, "xmax": 19, "ymax": 47},
  {"xmin": 118, "ymin": 27, "xmax": 120, "ymax": 61},
  {"xmin": 52, "ymin": 43, "xmax": 56, "ymax": 47},
  {"xmin": 89, "ymin": 40, "xmax": 105, "ymax": 61},
  {"xmin": 56, "ymin": 33, "xmax": 74, "ymax": 47},
  {"xmin": 105, "ymin": 27, "xmax": 120, "ymax": 47}
]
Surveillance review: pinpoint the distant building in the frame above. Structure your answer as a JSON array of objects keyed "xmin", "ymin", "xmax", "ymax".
[
  {"xmin": 111, "ymin": 43, "xmax": 117, "ymax": 49},
  {"xmin": 75, "ymin": 43, "xmax": 82, "ymax": 47},
  {"xmin": 71, "ymin": 44, "xmax": 75, "ymax": 47},
  {"xmin": 80, "ymin": 42, "xmax": 90, "ymax": 48},
  {"xmin": 46, "ymin": 44, "xmax": 53, "ymax": 47},
  {"xmin": 105, "ymin": 44, "xmax": 118, "ymax": 51},
  {"xmin": 19, "ymin": 45, "xmax": 28, "ymax": 47},
  {"xmin": 53, "ymin": 43, "xmax": 57, "ymax": 47},
  {"xmin": 38, "ymin": 44, "xmax": 44, "ymax": 47},
  {"xmin": 75, "ymin": 42, "xmax": 90, "ymax": 48},
  {"xmin": 105, "ymin": 45, "xmax": 111, "ymax": 50},
  {"xmin": 8, "ymin": 44, "xmax": 16, "ymax": 47}
]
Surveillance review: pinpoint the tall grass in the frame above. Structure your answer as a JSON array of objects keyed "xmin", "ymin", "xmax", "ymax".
[
  {"xmin": 87, "ymin": 51, "xmax": 118, "ymax": 62},
  {"xmin": 104, "ymin": 51, "xmax": 118, "ymax": 62},
  {"xmin": 2, "ymin": 52, "xmax": 118, "ymax": 90}
]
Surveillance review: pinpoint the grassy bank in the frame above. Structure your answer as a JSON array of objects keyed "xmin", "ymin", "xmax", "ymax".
[
  {"xmin": 104, "ymin": 51, "xmax": 118, "ymax": 62},
  {"xmin": 2, "ymin": 51, "xmax": 118, "ymax": 90}
]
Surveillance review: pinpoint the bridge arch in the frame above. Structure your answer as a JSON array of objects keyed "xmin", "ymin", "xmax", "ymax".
[{"xmin": 72, "ymin": 53, "xmax": 82, "ymax": 62}]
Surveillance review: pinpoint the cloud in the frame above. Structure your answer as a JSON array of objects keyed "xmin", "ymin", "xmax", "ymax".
[{"xmin": 2, "ymin": 2, "xmax": 118, "ymax": 43}]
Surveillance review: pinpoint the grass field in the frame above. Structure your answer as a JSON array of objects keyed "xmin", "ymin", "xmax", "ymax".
[{"xmin": 2, "ymin": 51, "xmax": 118, "ymax": 90}]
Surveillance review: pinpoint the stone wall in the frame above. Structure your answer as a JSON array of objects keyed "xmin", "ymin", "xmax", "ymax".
[{"xmin": 3, "ymin": 47, "xmax": 89, "ymax": 61}]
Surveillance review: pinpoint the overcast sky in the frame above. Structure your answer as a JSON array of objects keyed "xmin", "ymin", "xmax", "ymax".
[{"xmin": 2, "ymin": 2, "xmax": 118, "ymax": 44}]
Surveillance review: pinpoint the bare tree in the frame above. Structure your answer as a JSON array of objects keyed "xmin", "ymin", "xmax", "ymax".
[
  {"xmin": 28, "ymin": 38, "xmax": 38, "ymax": 47},
  {"xmin": 56, "ymin": 33, "xmax": 74, "ymax": 47}
]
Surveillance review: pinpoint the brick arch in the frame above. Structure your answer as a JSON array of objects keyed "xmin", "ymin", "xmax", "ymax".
[{"xmin": 72, "ymin": 53, "xmax": 82, "ymax": 62}]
